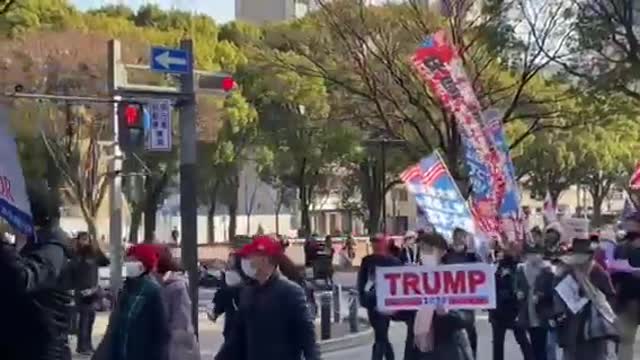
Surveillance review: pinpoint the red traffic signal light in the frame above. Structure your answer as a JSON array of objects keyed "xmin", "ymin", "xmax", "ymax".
[
  {"xmin": 124, "ymin": 104, "xmax": 140, "ymax": 127},
  {"xmin": 221, "ymin": 76, "xmax": 236, "ymax": 92}
]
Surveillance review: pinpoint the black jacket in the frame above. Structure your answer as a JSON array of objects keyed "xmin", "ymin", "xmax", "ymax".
[
  {"xmin": 216, "ymin": 272, "xmax": 320, "ymax": 360},
  {"xmin": 0, "ymin": 228, "xmax": 73, "ymax": 360},
  {"xmin": 212, "ymin": 281, "xmax": 242, "ymax": 338},
  {"xmin": 357, "ymin": 254, "xmax": 402, "ymax": 309},
  {"xmin": 71, "ymin": 249, "xmax": 110, "ymax": 292},
  {"xmin": 442, "ymin": 250, "xmax": 482, "ymax": 265},
  {"xmin": 514, "ymin": 263, "xmax": 555, "ymax": 328},
  {"xmin": 489, "ymin": 256, "xmax": 520, "ymax": 326}
]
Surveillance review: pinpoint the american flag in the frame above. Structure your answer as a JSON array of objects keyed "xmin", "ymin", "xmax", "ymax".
[
  {"xmin": 630, "ymin": 162, "xmax": 640, "ymax": 190},
  {"xmin": 400, "ymin": 157, "xmax": 446, "ymax": 188}
]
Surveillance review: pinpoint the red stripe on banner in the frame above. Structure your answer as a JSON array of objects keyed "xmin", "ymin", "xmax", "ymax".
[
  {"xmin": 385, "ymin": 298, "xmax": 423, "ymax": 306},
  {"xmin": 630, "ymin": 163, "xmax": 640, "ymax": 189},
  {"xmin": 401, "ymin": 165, "xmax": 422, "ymax": 183},
  {"xmin": 448, "ymin": 297, "xmax": 489, "ymax": 305},
  {"xmin": 422, "ymin": 162, "xmax": 446, "ymax": 187}
]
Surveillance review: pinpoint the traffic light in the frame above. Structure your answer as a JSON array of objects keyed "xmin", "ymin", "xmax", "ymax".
[
  {"xmin": 198, "ymin": 73, "xmax": 237, "ymax": 93},
  {"xmin": 118, "ymin": 102, "xmax": 147, "ymax": 152}
]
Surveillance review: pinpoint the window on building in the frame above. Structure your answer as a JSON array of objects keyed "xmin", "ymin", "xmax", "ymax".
[{"xmin": 395, "ymin": 188, "xmax": 408, "ymax": 201}]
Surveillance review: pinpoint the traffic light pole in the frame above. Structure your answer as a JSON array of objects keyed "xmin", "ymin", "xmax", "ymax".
[
  {"xmin": 178, "ymin": 39, "xmax": 200, "ymax": 335},
  {"xmin": 107, "ymin": 39, "xmax": 124, "ymax": 295}
]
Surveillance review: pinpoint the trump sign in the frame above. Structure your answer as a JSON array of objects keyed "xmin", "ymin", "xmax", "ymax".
[{"xmin": 375, "ymin": 263, "xmax": 496, "ymax": 311}]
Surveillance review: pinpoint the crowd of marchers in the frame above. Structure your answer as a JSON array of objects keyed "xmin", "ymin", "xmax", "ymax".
[
  {"xmin": 2, "ymin": 184, "xmax": 640, "ymax": 360},
  {"xmin": 357, "ymin": 220, "xmax": 640, "ymax": 360}
]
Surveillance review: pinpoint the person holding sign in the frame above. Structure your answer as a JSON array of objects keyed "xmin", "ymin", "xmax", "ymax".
[
  {"xmin": 406, "ymin": 233, "xmax": 474, "ymax": 360},
  {"xmin": 553, "ymin": 238, "xmax": 618, "ymax": 360},
  {"xmin": 358, "ymin": 234, "xmax": 402, "ymax": 360}
]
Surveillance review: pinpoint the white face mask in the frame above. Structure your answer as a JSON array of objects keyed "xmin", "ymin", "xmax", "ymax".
[
  {"xmin": 240, "ymin": 258, "xmax": 257, "ymax": 279},
  {"xmin": 124, "ymin": 261, "xmax": 145, "ymax": 278},
  {"xmin": 225, "ymin": 270, "xmax": 242, "ymax": 286}
]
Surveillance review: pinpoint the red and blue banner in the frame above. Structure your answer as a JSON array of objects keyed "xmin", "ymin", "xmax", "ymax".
[
  {"xmin": 400, "ymin": 152, "xmax": 475, "ymax": 242},
  {"xmin": 410, "ymin": 30, "xmax": 507, "ymax": 240}
]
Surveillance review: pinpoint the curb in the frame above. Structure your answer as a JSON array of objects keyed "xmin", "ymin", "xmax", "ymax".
[{"xmin": 318, "ymin": 326, "xmax": 373, "ymax": 354}]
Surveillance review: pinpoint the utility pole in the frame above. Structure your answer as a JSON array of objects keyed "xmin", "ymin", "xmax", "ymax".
[
  {"xmin": 178, "ymin": 39, "xmax": 200, "ymax": 335},
  {"xmin": 107, "ymin": 39, "xmax": 124, "ymax": 294}
]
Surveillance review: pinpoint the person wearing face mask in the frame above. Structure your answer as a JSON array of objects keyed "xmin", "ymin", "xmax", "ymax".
[
  {"xmin": 612, "ymin": 213, "xmax": 640, "ymax": 360},
  {"xmin": 553, "ymin": 238, "xmax": 618, "ymax": 360},
  {"xmin": 215, "ymin": 235, "xmax": 320, "ymax": 360},
  {"xmin": 514, "ymin": 245, "xmax": 555, "ymax": 360},
  {"xmin": 441, "ymin": 228, "xmax": 481, "ymax": 358},
  {"xmin": 155, "ymin": 245, "xmax": 200, "ymax": 360},
  {"xmin": 0, "ymin": 182, "xmax": 74, "ymax": 360},
  {"xmin": 490, "ymin": 242, "xmax": 535, "ymax": 360},
  {"xmin": 93, "ymin": 244, "xmax": 169, "ymax": 360},
  {"xmin": 408, "ymin": 233, "xmax": 474, "ymax": 360},
  {"xmin": 358, "ymin": 234, "xmax": 402, "ymax": 360}
]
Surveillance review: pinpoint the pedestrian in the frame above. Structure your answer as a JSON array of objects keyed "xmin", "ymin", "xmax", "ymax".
[
  {"xmin": 514, "ymin": 244, "xmax": 555, "ymax": 360},
  {"xmin": 71, "ymin": 231, "xmax": 110, "ymax": 355},
  {"xmin": 442, "ymin": 228, "xmax": 480, "ymax": 358},
  {"xmin": 211, "ymin": 252, "xmax": 244, "ymax": 340},
  {"xmin": 93, "ymin": 244, "xmax": 169, "ymax": 360},
  {"xmin": 410, "ymin": 232, "xmax": 474, "ymax": 360},
  {"xmin": 215, "ymin": 235, "xmax": 320, "ymax": 360},
  {"xmin": 612, "ymin": 212, "xmax": 640, "ymax": 360},
  {"xmin": 155, "ymin": 245, "xmax": 200, "ymax": 360},
  {"xmin": 0, "ymin": 182, "xmax": 74, "ymax": 360},
  {"xmin": 358, "ymin": 233, "xmax": 402, "ymax": 360},
  {"xmin": 400, "ymin": 230, "xmax": 420, "ymax": 265},
  {"xmin": 489, "ymin": 242, "xmax": 535, "ymax": 360},
  {"xmin": 553, "ymin": 238, "xmax": 618, "ymax": 360}
]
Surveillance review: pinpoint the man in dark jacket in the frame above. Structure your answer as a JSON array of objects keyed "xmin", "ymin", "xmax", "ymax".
[
  {"xmin": 358, "ymin": 234, "xmax": 402, "ymax": 360},
  {"xmin": 489, "ymin": 243, "xmax": 534, "ymax": 360},
  {"xmin": 216, "ymin": 235, "xmax": 320, "ymax": 360},
  {"xmin": 0, "ymin": 182, "xmax": 73, "ymax": 360},
  {"xmin": 442, "ymin": 228, "xmax": 481, "ymax": 358}
]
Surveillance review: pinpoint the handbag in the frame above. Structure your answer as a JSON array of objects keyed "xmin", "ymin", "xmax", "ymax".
[{"xmin": 583, "ymin": 303, "xmax": 620, "ymax": 341}]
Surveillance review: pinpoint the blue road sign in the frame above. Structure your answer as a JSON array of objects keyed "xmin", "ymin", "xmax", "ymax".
[{"xmin": 150, "ymin": 46, "xmax": 192, "ymax": 74}]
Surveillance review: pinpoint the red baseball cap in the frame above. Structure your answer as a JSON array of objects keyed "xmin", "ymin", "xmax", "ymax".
[{"xmin": 236, "ymin": 235, "xmax": 282, "ymax": 258}]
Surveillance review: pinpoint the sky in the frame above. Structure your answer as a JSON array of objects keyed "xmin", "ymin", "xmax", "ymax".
[{"xmin": 70, "ymin": 0, "xmax": 236, "ymax": 24}]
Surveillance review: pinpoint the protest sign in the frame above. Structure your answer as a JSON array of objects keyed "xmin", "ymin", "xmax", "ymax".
[
  {"xmin": 0, "ymin": 105, "xmax": 33, "ymax": 235},
  {"xmin": 561, "ymin": 217, "xmax": 589, "ymax": 240},
  {"xmin": 375, "ymin": 263, "xmax": 497, "ymax": 311},
  {"xmin": 555, "ymin": 275, "xmax": 589, "ymax": 314},
  {"xmin": 400, "ymin": 152, "xmax": 475, "ymax": 242}
]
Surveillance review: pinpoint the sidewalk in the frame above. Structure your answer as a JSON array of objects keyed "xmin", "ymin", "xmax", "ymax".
[{"xmin": 70, "ymin": 311, "xmax": 367, "ymax": 359}]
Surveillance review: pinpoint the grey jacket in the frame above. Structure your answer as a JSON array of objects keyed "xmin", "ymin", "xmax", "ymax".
[{"xmin": 161, "ymin": 273, "xmax": 200, "ymax": 360}]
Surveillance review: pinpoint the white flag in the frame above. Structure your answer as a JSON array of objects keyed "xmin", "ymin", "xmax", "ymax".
[{"xmin": 0, "ymin": 105, "xmax": 33, "ymax": 235}]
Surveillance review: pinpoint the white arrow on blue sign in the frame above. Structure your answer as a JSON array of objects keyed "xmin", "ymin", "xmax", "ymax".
[{"xmin": 150, "ymin": 46, "xmax": 192, "ymax": 74}]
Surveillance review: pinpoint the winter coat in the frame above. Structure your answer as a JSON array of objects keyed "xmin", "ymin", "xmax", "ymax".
[
  {"xmin": 489, "ymin": 256, "xmax": 520, "ymax": 326},
  {"xmin": 553, "ymin": 264, "xmax": 618, "ymax": 358},
  {"xmin": 161, "ymin": 272, "xmax": 200, "ymax": 360},
  {"xmin": 514, "ymin": 262, "xmax": 555, "ymax": 328},
  {"xmin": 212, "ymin": 281, "xmax": 242, "ymax": 338},
  {"xmin": 357, "ymin": 254, "xmax": 402, "ymax": 309},
  {"xmin": 215, "ymin": 272, "xmax": 320, "ymax": 360},
  {"xmin": 71, "ymin": 249, "xmax": 109, "ymax": 292},
  {"xmin": 413, "ymin": 310, "xmax": 474, "ymax": 360},
  {"xmin": 0, "ymin": 227, "xmax": 73, "ymax": 360},
  {"xmin": 94, "ymin": 275, "xmax": 170, "ymax": 360}
]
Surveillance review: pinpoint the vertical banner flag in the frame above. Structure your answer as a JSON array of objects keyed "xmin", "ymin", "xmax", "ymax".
[
  {"xmin": 0, "ymin": 105, "xmax": 33, "ymax": 235},
  {"xmin": 621, "ymin": 193, "xmax": 636, "ymax": 220},
  {"xmin": 543, "ymin": 191, "xmax": 557, "ymax": 224},
  {"xmin": 410, "ymin": 31, "xmax": 507, "ymax": 240},
  {"xmin": 484, "ymin": 108, "xmax": 523, "ymax": 241},
  {"xmin": 400, "ymin": 151, "xmax": 475, "ymax": 242}
]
